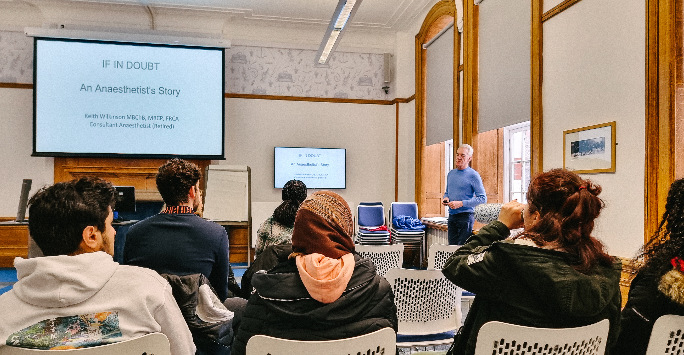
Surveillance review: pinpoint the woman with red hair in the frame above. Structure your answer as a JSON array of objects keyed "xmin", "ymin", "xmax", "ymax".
[{"xmin": 442, "ymin": 168, "xmax": 621, "ymax": 355}]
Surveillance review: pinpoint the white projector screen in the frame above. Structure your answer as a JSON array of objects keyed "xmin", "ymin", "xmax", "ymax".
[
  {"xmin": 33, "ymin": 37, "xmax": 225, "ymax": 159},
  {"xmin": 274, "ymin": 147, "xmax": 346, "ymax": 189}
]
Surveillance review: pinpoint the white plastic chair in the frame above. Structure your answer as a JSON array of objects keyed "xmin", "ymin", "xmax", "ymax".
[
  {"xmin": 245, "ymin": 327, "xmax": 396, "ymax": 355},
  {"xmin": 355, "ymin": 243, "xmax": 403, "ymax": 277},
  {"xmin": 474, "ymin": 319, "xmax": 609, "ymax": 355},
  {"xmin": 645, "ymin": 314, "xmax": 684, "ymax": 355},
  {"xmin": 0, "ymin": 333, "xmax": 171, "ymax": 355},
  {"xmin": 427, "ymin": 243, "xmax": 461, "ymax": 270},
  {"xmin": 384, "ymin": 268, "xmax": 461, "ymax": 349}
]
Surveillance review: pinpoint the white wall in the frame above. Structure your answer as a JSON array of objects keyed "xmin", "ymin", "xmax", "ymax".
[
  {"xmin": 542, "ymin": 0, "xmax": 645, "ymax": 258},
  {"xmin": 0, "ymin": 88, "xmax": 54, "ymax": 216},
  {"xmin": 221, "ymin": 98, "xmax": 396, "ymax": 211}
]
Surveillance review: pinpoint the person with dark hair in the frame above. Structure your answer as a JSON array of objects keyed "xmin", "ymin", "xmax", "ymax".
[
  {"xmin": 441, "ymin": 169, "xmax": 621, "ymax": 355},
  {"xmin": 614, "ymin": 178, "xmax": 684, "ymax": 354},
  {"xmin": 124, "ymin": 159, "xmax": 246, "ymax": 354},
  {"xmin": 231, "ymin": 191, "xmax": 397, "ymax": 355},
  {"xmin": 255, "ymin": 179, "xmax": 307, "ymax": 256},
  {"xmin": 0, "ymin": 177, "xmax": 195, "ymax": 354},
  {"xmin": 124, "ymin": 158, "xmax": 232, "ymax": 300}
]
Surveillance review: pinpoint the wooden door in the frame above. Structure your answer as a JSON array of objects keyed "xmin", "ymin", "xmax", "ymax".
[{"xmin": 421, "ymin": 142, "xmax": 446, "ymax": 217}]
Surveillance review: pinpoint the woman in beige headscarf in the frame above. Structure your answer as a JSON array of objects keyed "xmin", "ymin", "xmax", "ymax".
[{"xmin": 231, "ymin": 191, "xmax": 397, "ymax": 355}]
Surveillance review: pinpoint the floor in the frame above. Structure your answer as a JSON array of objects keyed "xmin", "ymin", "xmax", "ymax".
[
  {"xmin": 0, "ymin": 268, "xmax": 17, "ymax": 295},
  {"xmin": 0, "ymin": 264, "xmax": 248, "ymax": 296}
]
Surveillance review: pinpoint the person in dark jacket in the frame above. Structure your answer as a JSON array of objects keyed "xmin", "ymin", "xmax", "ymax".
[
  {"xmin": 442, "ymin": 169, "xmax": 622, "ymax": 355},
  {"xmin": 231, "ymin": 191, "xmax": 397, "ymax": 355},
  {"xmin": 239, "ymin": 243, "xmax": 293, "ymax": 299},
  {"xmin": 615, "ymin": 178, "xmax": 684, "ymax": 354}
]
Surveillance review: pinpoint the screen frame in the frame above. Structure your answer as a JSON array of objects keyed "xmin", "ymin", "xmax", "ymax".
[
  {"xmin": 32, "ymin": 36, "xmax": 226, "ymax": 160},
  {"xmin": 274, "ymin": 146, "xmax": 347, "ymax": 189}
]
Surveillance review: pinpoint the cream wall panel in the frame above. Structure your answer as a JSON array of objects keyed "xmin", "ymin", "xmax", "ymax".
[
  {"xmin": 0, "ymin": 88, "xmax": 54, "ymax": 216},
  {"xmin": 222, "ymin": 98, "xmax": 396, "ymax": 212},
  {"xmin": 398, "ymin": 100, "xmax": 417, "ymax": 202},
  {"xmin": 543, "ymin": 0, "xmax": 565, "ymax": 13},
  {"xmin": 542, "ymin": 0, "xmax": 645, "ymax": 258}
]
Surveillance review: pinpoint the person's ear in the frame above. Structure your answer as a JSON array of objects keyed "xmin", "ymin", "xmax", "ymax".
[
  {"xmin": 530, "ymin": 210, "xmax": 541, "ymax": 223},
  {"xmin": 188, "ymin": 185, "xmax": 197, "ymax": 199},
  {"xmin": 80, "ymin": 225, "xmax": 100, "ymax": 251}
]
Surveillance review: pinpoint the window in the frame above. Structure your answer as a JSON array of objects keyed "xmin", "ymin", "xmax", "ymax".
[{"xmin": 503, "ymin": 122, "xmax": 531, "ymax": 202}]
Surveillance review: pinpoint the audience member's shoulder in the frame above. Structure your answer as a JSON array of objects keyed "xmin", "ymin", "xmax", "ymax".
[
  {"xmin": 197, "ymin": 216, "xmax": 229, "ymax": 233},
  {"xmin": 127, "ymin": 213, "xmax": 161, "ymax": 230},
  {"xmin": 115, "ymin": 263, "xmax": 170, "ymax": 289}
]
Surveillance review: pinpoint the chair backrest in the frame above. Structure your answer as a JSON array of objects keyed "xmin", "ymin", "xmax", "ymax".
[
  {"xmin": 355, "ymin": 244, "xmax": 403, "ymax": 277},
  {"xmin": 391, "ymin": 202, "xmax": 419, "ymax": 220},
  {"xmin": 245, "ymin": 327, "xmax": 395, "ymax": 355},
  {"xmin": 0, "ymin": 333, "xmax": 171, "ymax": 355},
  {"xmin": 474, "ymin": 319, "xmax": 609, "ymax": 355},
  {"xmin": 384, "ymin": 268, "xmax": 461, "ymax": 335},
  {"xmin": 357, "ymin": 204, "xmax": 386, "ymax": 228},
  {"xmin": 427, "ymin": 244, "xmax": 461, "ymax": 270},
  {"xmin": 646, "ymin": 314, "xmax": 684, "ymax": 355},
  {"xmin": 359, "ymin": 201, "xmax": 383, "ymax": 206}
]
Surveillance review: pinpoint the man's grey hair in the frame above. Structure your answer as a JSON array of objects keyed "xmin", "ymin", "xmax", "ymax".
[{"xmin": 458, "ymin": 144, "xmax": 474, "ymax": 157}]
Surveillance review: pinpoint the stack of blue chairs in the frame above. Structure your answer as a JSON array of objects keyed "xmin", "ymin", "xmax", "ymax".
[
  {"xmin": 390, "ymin": 202, "xmax": 426, "ymax": 268},
  {"xmin": 356, "ymin": 203, "xmax": 391, "ymax": 245}
]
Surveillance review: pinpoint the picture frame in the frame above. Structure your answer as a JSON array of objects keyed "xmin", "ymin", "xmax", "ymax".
[{"xmin": 563, "ymin": 121, "xmax": 616, "ymax": 174}]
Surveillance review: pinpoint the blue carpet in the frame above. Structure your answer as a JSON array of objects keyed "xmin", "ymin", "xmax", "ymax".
[
  {"xmin": 0, "ymin": 268, "xmax": 17, "ymax": 282},
  {"xmin": 0, "ymin": 268, "xmax": 17, "ymax": 295}
]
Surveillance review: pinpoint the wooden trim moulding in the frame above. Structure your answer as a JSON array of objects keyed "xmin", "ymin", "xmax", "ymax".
[
  {"xmin": 0, "ymin": 84, "xmax": 412, "ymax": 106},
  {"xmin": 645, "ymin": 0, "xmax": 676, "ymax": 243},
  {"xmin": 395, "ymin": 94, "xmax": 416, "ymax": 104},
  {"xmin": 463, "ymin": 0, "xmax": 477, "ymax": 145},
  {"xmin": 225, "ymin": 93, "xmax": 395, "ymax": 105},
  {"xmin": 542, "ymin": 0, "xmax": 583, "ymax": 22},
  {"xmin": 0, "ymin": 83, "xmax": 32, "ymax": 89},
  {"xmin": 531, "ymin": 0, "xmax": 544, "ymax": 176}
]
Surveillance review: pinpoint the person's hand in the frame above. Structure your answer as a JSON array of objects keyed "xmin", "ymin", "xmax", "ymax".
[
  {"xmin": 447, "ymin": 200, "xmax": 464, "ymax": 209},
  {"xmin": 498, "ymin": 200, "xmax": 525, "ymax": 230},
  {"xmin": 442, "ymin": 197, "xmax": 449, "ymax": 206}
]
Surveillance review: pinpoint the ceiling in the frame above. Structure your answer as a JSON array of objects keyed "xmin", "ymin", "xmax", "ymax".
[
  {"xmin": 71, "ymin": 0, "xmax": 436, "ymax": 32},
  {"xmin": 0, "ymin": 0, "xmax": 438, "ymax": 53}
]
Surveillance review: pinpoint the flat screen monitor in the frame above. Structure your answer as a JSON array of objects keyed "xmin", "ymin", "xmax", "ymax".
[
  {"xmin": 114, "ymin": 186, "xmax": 136, "ymax": 214},
  {"xmin": 33, "ymin": 37, "xmax": 225, "ymax": 159},
  {"xmin": 274, "ymin": 147, "xmax": 346, "ymax": 189}
]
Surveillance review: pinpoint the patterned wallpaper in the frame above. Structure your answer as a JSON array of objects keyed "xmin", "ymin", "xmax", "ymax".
[
  {"xmin": 226, "ymin": 45, "xmax": 391, "ymax": 100},
  {"xmin": 0, "ymin": 31, "xmax": 33, "ymax": 84},
  {"xmin": 0, "ymin": 31, "xmax": 392, "ymax": 100}
]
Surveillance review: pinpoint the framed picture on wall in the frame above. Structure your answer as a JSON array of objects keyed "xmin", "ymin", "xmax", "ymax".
[{"xmin": 563, "ymin": 121, "xmax": 616, "ymax": 174}]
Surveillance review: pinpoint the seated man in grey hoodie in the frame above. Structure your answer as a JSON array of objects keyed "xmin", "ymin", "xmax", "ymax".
[{"xmin": 0, "ymin": 177, "xmax": 195, "ymax": 354}]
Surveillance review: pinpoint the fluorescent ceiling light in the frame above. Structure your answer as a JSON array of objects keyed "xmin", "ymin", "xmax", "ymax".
[{"xmin": 315, "ymin": 0, "xmax": 363, "ymax": 65}]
